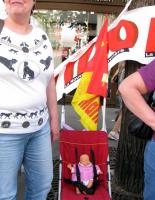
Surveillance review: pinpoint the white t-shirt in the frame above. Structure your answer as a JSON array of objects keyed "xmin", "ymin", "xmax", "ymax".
[{"xmin": 0, "ymin": 26, "xmax": 54, "ymax": 133}]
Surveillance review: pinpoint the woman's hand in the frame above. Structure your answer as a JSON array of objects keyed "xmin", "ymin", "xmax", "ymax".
[
  {"xmin": 52, "ymin": 132, "xmax": 60, "ymax": 142},
  {"xmin": 51, "ymin": 120, "xmax": 60, "ymax": 142}
]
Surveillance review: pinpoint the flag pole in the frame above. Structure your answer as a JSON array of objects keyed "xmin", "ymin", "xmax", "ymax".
[
  {"xmin": 108, "ymin": 0, "xmax": 133, "ymax": 30},
  {"xmin": 101, "ymin": 97, "xmax": 112, "ymax": 197},
  {"xmin": 101, "ymin": 97, "xmax": 107, "ymax": 132}
]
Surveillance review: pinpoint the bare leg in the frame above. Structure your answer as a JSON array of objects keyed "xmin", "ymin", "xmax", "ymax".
[
  {"xmin": 108, "ymin": 110, "xmax": 122, "ymax": 140},
  {"xmin": 87, "ymin": 180, "xmax": 93, "ymax": 188},
  {"xmin": 76, "ymin": 187, "xmax": 81, "ymax": 194},
  {"xmin": 112, "ymin": 110, "xmax": 122, "ymax": 133}
]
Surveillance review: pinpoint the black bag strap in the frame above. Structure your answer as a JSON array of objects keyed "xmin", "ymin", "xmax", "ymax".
[
  {"xmin": 0, "ymin": 19, "xmax": 4, "ymax": 34},
  {"xmin": 147, "ymin": 91, "xmax": 154, "ymax": 107},
  {"xmin": 90, "ymin": 149, "xmax": 98, "ymax": 183},
  {"xmin": 75, "ymin": 148, "xmax": 81, "ymax": 183}
]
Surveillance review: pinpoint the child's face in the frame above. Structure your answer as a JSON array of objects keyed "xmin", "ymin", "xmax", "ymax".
[{"xmin": 80, "ymin": 154, "xmax": 90, "ymax": 166}]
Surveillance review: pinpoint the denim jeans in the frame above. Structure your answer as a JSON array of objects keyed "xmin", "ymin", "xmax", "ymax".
[
  {"xmin": 144, "ymin": 139, "xmax": 155, "ymax": 200},
  {"xmin": 0, "ymin": 122, "xmax": 53, "ymax": 200}
]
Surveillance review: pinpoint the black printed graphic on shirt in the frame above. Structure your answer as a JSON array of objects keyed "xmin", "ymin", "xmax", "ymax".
[
  {"xmin": 20, "ymin": 42, "xmax": 29, "ymax": 53},
  {"xmin": 23, "ymin": 61, "xmax": 34, "ymax": 80},
  {"xmin": 9, "ymin": 49, "xmax": 19, "ymax": 54},
  {"xmin": 0, "ymin": 33, "xmax": 52, "ymax": 81},
  {"xmin": 0, "ymin": 107, "xmax": 48, "ymax": 128},
  {"xmin": 0, "ymin": 56, "xmax": 17, "ymax": 71},
  {"xmin": 40, "ymin": 56, "xmax": 52, "ymax": 71},
  {"xmin": 0, "ymin": 107, "xmax": 47, "ymax": 120},
  {"xmin": 18, "ymin": 60, "xmax": 40, "ymax": 81}
]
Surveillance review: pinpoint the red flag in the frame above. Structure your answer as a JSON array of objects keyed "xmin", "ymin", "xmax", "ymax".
[{"xmin": 87, "ymin": 17, "xmax": 109, "ymax": 97}]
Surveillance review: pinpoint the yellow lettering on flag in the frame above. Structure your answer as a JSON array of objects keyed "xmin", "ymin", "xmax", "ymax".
[{"xmin": 71, "ymin": 72, "xmax": 101, "ymax": 130}]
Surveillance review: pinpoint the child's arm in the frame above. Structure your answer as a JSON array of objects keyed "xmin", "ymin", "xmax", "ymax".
[
  {"xmin": 96, "ymin": 165, "xmax": 103, "ymax": 174},
  {"xmin": 67, "ymin": 163, "xmax": 75, "ymax": 173}
]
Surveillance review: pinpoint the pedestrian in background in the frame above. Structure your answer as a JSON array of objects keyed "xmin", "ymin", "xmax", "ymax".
[{"xmin": 108, "ymin": 61, "xmax": 125, "ymax": 140}]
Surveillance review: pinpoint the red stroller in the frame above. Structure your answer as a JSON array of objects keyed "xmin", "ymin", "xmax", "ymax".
[
  {"xmin": 58, "ymin": 94, "xmax": 112, "ymax": 200},
  {"xmin": 58, "ymin": 129, "xmax": 112, "ymax": 200}
]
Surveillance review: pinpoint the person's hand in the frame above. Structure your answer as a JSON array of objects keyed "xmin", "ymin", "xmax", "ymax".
[
  {"xmin": 50, "ymin": 124, "xmax": 60, "ymax": 143},
  {"xmin": 50, "ymin": 119, "xmax": 60, "ymax": 142},
  {"xmin": 52, "ymin": 131, "xmax": 60, "ymax": 142},
  {"xmin": 67, "ymin": 163, "xmax": 72, "ymax": 170}
]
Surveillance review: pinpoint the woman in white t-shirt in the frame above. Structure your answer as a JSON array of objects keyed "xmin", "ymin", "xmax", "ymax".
[{"xmin": 0, "ymin": 0, "xmax": 59, "ymax": 199}]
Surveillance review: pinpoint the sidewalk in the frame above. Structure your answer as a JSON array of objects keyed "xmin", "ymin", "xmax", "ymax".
[{"xmin": 17, "ymin": 105, "xmax": 119, "ymax": 200}]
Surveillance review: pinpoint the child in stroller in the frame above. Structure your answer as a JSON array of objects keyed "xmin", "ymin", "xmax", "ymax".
[{"xmin": 67, "ymin": 153, "xmax": 103, "ymax": 194}]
